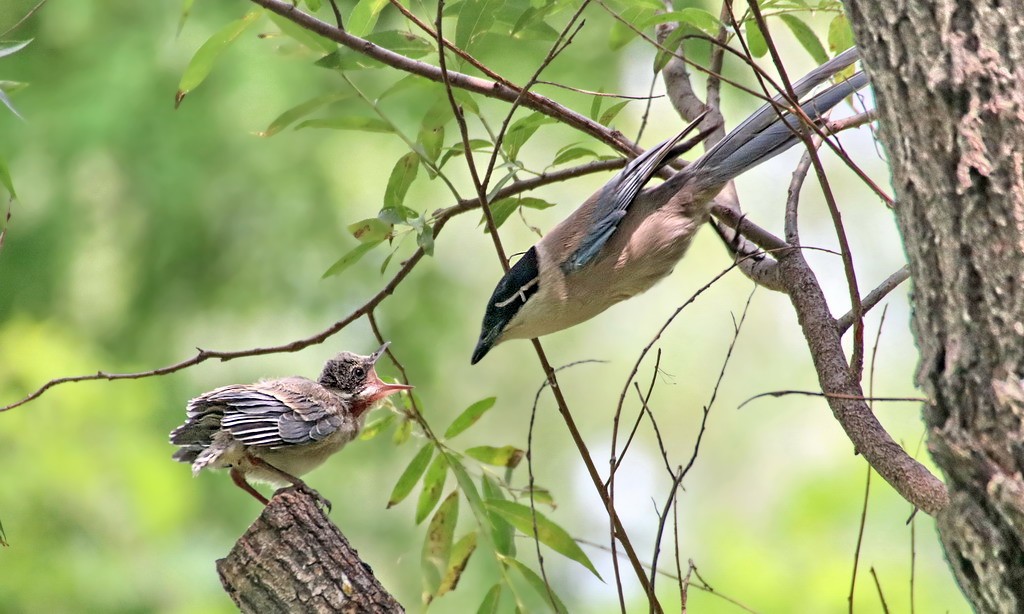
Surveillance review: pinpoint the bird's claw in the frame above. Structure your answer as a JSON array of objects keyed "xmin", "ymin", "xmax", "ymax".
[{"xmin": 299, "ymin": 483, "xmax": 333, "ymax": 513}]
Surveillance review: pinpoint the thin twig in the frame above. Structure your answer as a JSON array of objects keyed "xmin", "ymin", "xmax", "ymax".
[
  {"xmin": 836, "ymin": 266, "xmax": 910, "ymax": 334},
  {"xmin": 870, "ymin": 567, "xmax": 891, "ymax": 614},
  {"xmin": 738, "ymin": 389, "xmax": 927, "ymax": 409},
  {"xmin": 848, "ymin": 464, "xmax": 872, "ymax": 613}
]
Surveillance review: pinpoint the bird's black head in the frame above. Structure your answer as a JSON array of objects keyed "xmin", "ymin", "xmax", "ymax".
[{"xmin": 471, "ymin": 247, "xmax": 540, "ymax": 364}]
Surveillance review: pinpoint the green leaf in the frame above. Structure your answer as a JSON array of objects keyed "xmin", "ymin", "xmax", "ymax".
[
  {"xmin": 177, "ymin": 0, "xmax": 195, "ymax": 37},
  {"xmin": 257, "ymin": 91, "xmax": 353, "ymax": 137},
  {"xmin": 416, "ymin": 222, "xmax": 434, "ymax": 256},
  {"xmin": 653, "ymin": 25, "xmax": 687, "ymax": 73},
  {"xmin": 304, "ymin": 0, "xmax": 322, "ymax": 11},
  {"xmin": 359, "ymin": 411, "xmax": 396, "ymax": 440},
  {"xmin": 745, "ymin": 18, "xmax": 768, "ymax": 58},
  {"xmin": 322, "ymin": 241, "xmax": 380, "ymax": 278},
  {"xmin": 388, "ymin": 444, "xmax": 433, "ymax": 508},
  {"xmin": 779, "ymin": 14, "xmax": 828, "ymax": 64},
  {"xmin": 589, "ymin": 92, "xmax": 603, "ymax": 122},
  {"xmin": 503, "ymin": 113, "xmax": 556, "ymax": 160},
  {"xmin": 348, "ymin": 217, "xmax": 392, "ymax": 244},
  {"xmin": 609, "ymin": 5, "xmax": 654, "ymax": 50},
  {"xmin": 505, "ymin": 558, "xmax": 568, "ymax": 613},
  {"xmin": 456, "ymin": 0, "xmax": 502, "ymax": 50},
  {"xmin": 641, "ymin": 8, "xmax": 720, "ymax": 34},
  {"xmin": 422, "ymin": 490, "xmax": 459, "ymax": 597},
  {"xmin": 416, "ymin": 453, "xmax": 449, "ymax": 524},
  {"xmin": 268, "ymin": 12, "xmax": 336, "ymax": 53},
  {"xmin": 444, "ymin": 452, "xmax": 493, "ymax": 549},
  {"xmin": 0, "ymin": 39, "xmax": 32, "ymax": 60},
  {"xmin": 444, "ymin": 397, "xmax": 497, "ymax": 439},
  {"xmin": 419, "ymin": 125, "xmax": 445, "ymax": 165},
  {"xmin": 598, "ymin": 100, "xmax": 629, "ymax": 126},
  {"xmin": 296, "ymin": 116, "xmax": 394, "ymax": 133},
  {"xmin": 476, "ymin": 583, "xmax": 502, "ymax": 613},
  {"xmin": 466, "ymin": 445, "xmax": 524, "ymax": 468},
  {"xmin": 366, "ymin": 30, "xmax": 434, "ymax": 57},
  {"xmin": 0, "ymin": 155, "xmax": 16, "ymax": 200},
  {"xmin": 384, "ymin": 152, "xmax": 420, "ymax": 209},
  {"xmin": 378, "ymin": 205, "xmax": 418, "ymax": 225},
  {"xmin": 175, "ymin": 10, "xmax": 262, "ymax": 108},
  {"xmin": 486, "ymin": 500, "xmax": 601, "ymax": 578},
  {"xmin": 524, "ymin": 486, "xmax": 556, "ymax": 508},
  {"xmin": 481, "ymin": 474, "xmax": 515, "ymax": 556},
  {"xmin": 552, "ymin": 146, "xmax": 598, "ymax": 166},
  {"xmin": 827, "ymin": 13, "xmax": 855, "ymax": 55},
  {"xmin": 347, "ymin": 0, "xmax": 389, "ymax": 37},
  {"xmin": 436, "ymin": 532, "xmax": 477, "ymax": 598},
  {"xmin": 393, "ymin": 416, "xmax": 414, "ymax": 444}
]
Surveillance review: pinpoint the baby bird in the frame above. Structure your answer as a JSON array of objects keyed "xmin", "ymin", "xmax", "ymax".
[{"xmin": 169, "ymin": 343, "xmax": 412, "ymax": 508}]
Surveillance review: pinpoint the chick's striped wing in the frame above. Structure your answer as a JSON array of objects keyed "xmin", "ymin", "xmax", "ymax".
[{"xmin": 198, "ymin": 380, "xmax": 345, "ymax": 449}]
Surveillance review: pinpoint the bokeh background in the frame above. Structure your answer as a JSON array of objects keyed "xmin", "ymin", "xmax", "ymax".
[{"xmin": 0, "ymin": 1, "xmax": 969, "ymax": 612}]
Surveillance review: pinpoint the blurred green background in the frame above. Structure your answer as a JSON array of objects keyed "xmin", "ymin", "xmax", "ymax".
[{"xmin": 0, "ymin": 1, "xmax": 968, "ymax": 612}]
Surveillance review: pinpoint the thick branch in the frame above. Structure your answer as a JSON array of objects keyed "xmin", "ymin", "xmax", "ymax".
[
  {"xmin": 778, "ymin": 249, "xmax": 949, "ymax": 516},
  {"xmin": 217, "ymin": 487, "xmax": 403, "ymax": 613}
]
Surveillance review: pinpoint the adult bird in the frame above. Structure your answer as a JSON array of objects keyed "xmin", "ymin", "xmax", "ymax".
[
  {"xmin": 471, "ymin": 48, "xmax": 868, "ymax": 364},
  {"xmin": 169, "ymin": 343, "xmax": 412, "ymax": 508}
]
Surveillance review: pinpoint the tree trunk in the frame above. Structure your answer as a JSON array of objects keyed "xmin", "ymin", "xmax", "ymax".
[
  {"xmin": 844, "ymin": 1, "xmax": 1024, "ymax": 610},
  {"xmin": 217, "ymin": 487, "xmax": 404, "ymax": 613}
]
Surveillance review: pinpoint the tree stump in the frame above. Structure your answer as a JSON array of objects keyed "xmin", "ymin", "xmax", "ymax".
[{"xmin": 217, "ymin": 487, "xmax": 404, "ymax": 613}]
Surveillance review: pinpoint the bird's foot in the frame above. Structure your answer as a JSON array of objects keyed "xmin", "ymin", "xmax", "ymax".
[{"xmin": 296, "ymin": 483, "xmax": 333, "ymax": 513}]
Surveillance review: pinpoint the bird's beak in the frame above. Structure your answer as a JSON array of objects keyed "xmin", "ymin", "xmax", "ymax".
[
  {"xmin": 471, "ymin": 326, "xmax": 501, "ymax": 365},
  {"xmin": 366, "ymin": 341, "xmax": 413, "ymax": 402},
  {"xmin": 370, "ymin": 342, "xmax": 391, "ymax": 364}
]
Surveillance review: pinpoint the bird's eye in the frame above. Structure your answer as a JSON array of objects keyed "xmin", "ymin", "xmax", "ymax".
[{"xmin": 352, "ymin": 366, "xmax": 365, "ymax": 379}]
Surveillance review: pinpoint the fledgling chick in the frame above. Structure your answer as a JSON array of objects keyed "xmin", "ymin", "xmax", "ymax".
[
  {"xmin": 169, "ymin": 343, "xmax": 412, "ymax": 508},
  {"xmin": 471, "ymin": 48, "xmax": 869, "ymax": 363}
]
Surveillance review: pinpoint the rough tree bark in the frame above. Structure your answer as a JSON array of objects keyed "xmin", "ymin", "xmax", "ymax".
[
  {"xmin": 844, "ymin": 1, "xmax": 1024, "ymax": 610},
  {"xmin": 217, "ymin": 487, "xmax": 404, "ymax": 613}
]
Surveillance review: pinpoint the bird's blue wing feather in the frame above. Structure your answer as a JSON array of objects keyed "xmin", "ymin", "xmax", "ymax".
[{"xmin": 562, "ymin": 127, "xmax": 697, "ymax": 273}]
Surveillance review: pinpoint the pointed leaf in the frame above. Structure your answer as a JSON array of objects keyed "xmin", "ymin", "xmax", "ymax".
[
  {"xmin": 296, "ymin": 116, "xmax": 393, "ymax": 133},
  {"xmin": 257, "ymin": 91, "xmax": 353, "ymax": 137},
  {"xmin": 422, "ymin": 490, "xmax": 459, "ymax": 596},
  {"xmin": 416, "ymin": 223, "xmax": 434, "ymax": 256},
  {"xmin": 445, "ymin": 397, "xmax": 497, "ymax": 439},
  {"xmin": 176, "ymin": 10, "xmax": 262, "ymax": 107},
  {"xmin": 322, "ymin": 241, "xmax": 381, "ymax": 278},
  {"xmin": 359, "ymin": 412, "xmax": 396, "ymax": 441},
  {"xmin": 268, "ymin": 13, "xmax": 336, "ymax": 53},
  {"xmin": 828, "ymin": 14, "xmax": 855, "ymax": 55},
  {"xmin": 347, "ymin": 0, "xmax": 389, "ymax": 37},
  {"xmin": 745, "ymin": 18, "xmax": 767, "ymax": 58},
  {"xmin": 552, "ymin": 146, "xmax": 599, "ymax": 166},
  {"xmin": 416, "ymin": 453, "xmax": 449, "ymax": 524},
  {"xmin": 598, "ymin": 101, "xmax": 629, "ymax": 126},
  {"xmin": 504, "ymin": 113, "xmax": 556, "ymax": 160},
  {"xmin": 444, "ymin": 452, "xmax": 494, "ymax": 550},
  {"xmin": 779, "ymin": 14, "xmax": 828, "ymax": 64},
  {"xmin": 384, "ymin": 152, "xmax": 420, "ymax": 209},
  {"xmin": 481, "ymin": 474, "xmax": 515, "ymax": 556},
  {"xmin": 348, "ymin": 217, "xmax": 392, "ymax": 243},
  {"xmin": 436, "ymin": 532, "xmax": 477, "ymax": 598},
  {"xmin": 0, "ymin": 156, "xmax": 15, "ymax": 199},
  {"xmin": 0, "ymin": 39, "xmax": 32, "ymax": 60},
  {"xmin": 456, "ymin": 0, "xmax": 501, "ymax": 50},
  {"xmin": 0, "ymin": 87, "xmax": 23, "ymax": 121},
  {"xmin": 486, "ymin": 500, "xmax": 601, "ymax": 578},
  {"xmin": 466, "ymin": 445, "xmax": 524, "ymax": 468},
  {"xmin": 505, "ymin": 558, "xmax": 568, "ymax": 613},
  {"xmin": 393, "ymin": 416, "xmax": 414, "ymax": 444},
  {"xmin": 476, "ymin": 583, "xmax": 502, "ymax": 613},
  {"xmin": 388, "ymin": 444, "xmax": 433, "ymax": 507},
  {"xmin": 641, "ymin": 8, "xmax": 720, "ymax": 34}
]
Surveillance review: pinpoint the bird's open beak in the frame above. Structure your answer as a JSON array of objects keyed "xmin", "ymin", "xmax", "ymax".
[{"xmin": 366, "ymin": 341, "xmax": 413, "ymax": 402}]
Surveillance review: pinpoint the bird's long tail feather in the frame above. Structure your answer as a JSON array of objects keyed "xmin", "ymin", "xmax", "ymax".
[{"xmin": 678, "ymin": 47, "xmax": 868, "ymax": 191}]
